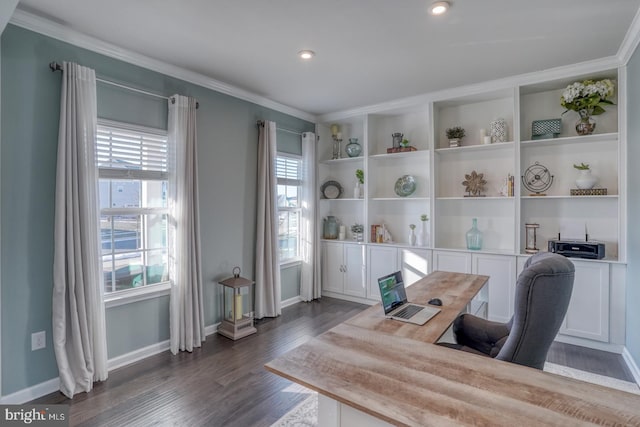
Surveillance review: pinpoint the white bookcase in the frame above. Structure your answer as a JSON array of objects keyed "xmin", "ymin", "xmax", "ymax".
[{"xmin": 316, "ymin": 65, "xmax": 626, "ymax": 350}]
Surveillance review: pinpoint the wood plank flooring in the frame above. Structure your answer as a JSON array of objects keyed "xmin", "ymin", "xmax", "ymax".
[{"xmin": 32, "ymin": 297, "xmax": 634, "ymax": 426}]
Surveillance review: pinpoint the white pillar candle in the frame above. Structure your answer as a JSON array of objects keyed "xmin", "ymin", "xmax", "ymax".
[
  {"xmin": 330, "ymin": 124, "xmax": 339, "ymax": 136},
  {"xmin": 336, "ymin": 132, "xmax": 342, "ymax": 140},
  {"xmin": 235, "ymin": 293, "xmax": 243, "ymax": 320},
  {"xmin": 483, "ymin": 136, "xmax": 492, "ymax": 145},
  {"xmin": 480, "ymin": 128, "xmax": 487, "ymax": 138}
]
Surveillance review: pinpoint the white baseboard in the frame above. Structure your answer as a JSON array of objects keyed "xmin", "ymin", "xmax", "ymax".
[
  {"xmin": 281, "ymin": 296, "xmax": 303, "ymax": 309},
  {"xmin": 554, "ymin": 334, "xmax": 625, "ymax": 354},
  {"xmin": 0, "ymin": 378, "xmax": 59, "ymax": 404},
  {"xmin": 107, "ymin": 339, "xmax": 171, "ymax": 372},
  {"xmin": 2, "ymin": 322, "xmax": 222, "ymax": 404},
  {"xmin": 623, "ymin": 347, "xmax": 640, "ymax": 385}
]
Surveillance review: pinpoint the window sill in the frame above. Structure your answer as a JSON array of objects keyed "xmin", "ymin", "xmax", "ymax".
[
  {"xmin": 280, "ymin": 258, "xmax": 302, "ymax": 269},
  {"xmin": 104, "ymin": 282, "xmax": 171, "ymax": 308}
]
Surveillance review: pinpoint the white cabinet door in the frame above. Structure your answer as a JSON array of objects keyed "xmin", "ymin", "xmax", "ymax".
[
  {"xmin": 433, "ymin": 251, "xmax": 471, "ymax": 273},
  {"xmin": 343, "ymin": 244, "xmax": 366, "ymax": 297},
  {"xmin": 398, "ymin": 248, "xmax": 431, "ymax": 287},
  {"xmin": 473, "ymin": 254, "xmax": 516, "ymax": 323},
  {"xmin": 367, "ymin": 246, "xmax": 398, "ymax": 301},
  {"xmin": 322, "ymin": 242, "xmax": 345, "ymax": 293},
  {"xmin": 560, "ymin": 260, "xmax": 610, "ymax": 342}
]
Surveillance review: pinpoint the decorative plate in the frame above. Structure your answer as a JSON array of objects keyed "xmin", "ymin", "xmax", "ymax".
[
  {"xmin": 321, "ymin": 180, "xmax": 343, "ymax": 199},
  {"xmin": 394, "ymin": 175, "xmax": 416, "ymax": 197}
]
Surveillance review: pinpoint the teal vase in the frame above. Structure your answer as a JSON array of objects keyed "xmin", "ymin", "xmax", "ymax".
[{"xmin": 466, "ymin": 218, "xmax": 483, "ymax": 250}]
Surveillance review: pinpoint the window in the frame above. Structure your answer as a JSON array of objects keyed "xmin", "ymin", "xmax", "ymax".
[
  {"xmin": 97, "ymin": 120, "xmax": 169, "ymax": 294},
  {"xmin": 276, "ymin": 154, "xmax": 302, "ymax": 263}
]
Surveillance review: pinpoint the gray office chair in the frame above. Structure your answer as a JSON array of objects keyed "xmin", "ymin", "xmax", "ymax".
[{"xmin": 441, "ymin": 252, "xmax": 575, "ymax": 370}]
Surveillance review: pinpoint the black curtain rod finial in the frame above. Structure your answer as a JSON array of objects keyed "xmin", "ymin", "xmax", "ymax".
[{"xmin": 49, "ymin": 61, "xmax": 62, "ymax": 72}]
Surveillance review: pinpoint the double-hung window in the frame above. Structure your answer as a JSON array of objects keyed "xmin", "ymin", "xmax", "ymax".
[
  {"xmin": 276, "ymin": 154, "xmax": 302, "ymax": 263},
  {"xmin": 97, "ymin": 120, "xmax": 170, "ymax": 294}
]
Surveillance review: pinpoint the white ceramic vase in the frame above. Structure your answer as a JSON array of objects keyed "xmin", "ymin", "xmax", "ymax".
[
  {"xmin": 409, "ymin": 228, "xmax": 416, "ymax": 246},
  {"xmin": 576, "ymin": 169, "xmax": 597, "ymax": 189},
  {"xmin": 416, "ymin": 222, "xmax": 429, "ymax": 246},
  {"xmin": 354, "ymin": 182, "xmax": 362, "ymax": 199}
]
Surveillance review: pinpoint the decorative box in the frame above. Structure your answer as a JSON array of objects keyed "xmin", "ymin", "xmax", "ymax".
[
  {"xmin": 386, "ymin": 146, "xmax": 417, "ymax": 153},
  {"xmin": 570, "ymin": 188, "xmax": 608, "ymax": 196},
  {"xmin": 532, "ymin": 119, "xmax": 561, "ymax": 140},
  {"xmin": 490, "ymin": 118, "xmax": 508, "ymax": 143}
]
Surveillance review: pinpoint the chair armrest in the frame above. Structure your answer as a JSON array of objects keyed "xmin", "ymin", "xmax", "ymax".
[{"xmin": 453, "ymin": 314, "xmax": 510, "ymax": 356}]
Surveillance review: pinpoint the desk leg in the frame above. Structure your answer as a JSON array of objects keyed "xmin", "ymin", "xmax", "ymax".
[
  {"xmin": 318, "ymin": 394, "xmax": 339, "ymax": 427},
  {"xmin": 318, "ymin": 394, "xmax": 393, "ymax": 427}
]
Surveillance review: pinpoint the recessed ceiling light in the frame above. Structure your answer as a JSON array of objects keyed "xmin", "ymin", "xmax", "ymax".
[
  {"xmin": 429, "ymin": 1, "xmax": 449, "ymax": 15},
  {"xmin": 298, "ymin": 50, "xmax": 315, "ymax": 60}
]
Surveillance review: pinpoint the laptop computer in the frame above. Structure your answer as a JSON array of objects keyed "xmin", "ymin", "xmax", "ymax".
[{"xmin": 377, "ymin": 271, "xmax": 440, "ymax": 325}]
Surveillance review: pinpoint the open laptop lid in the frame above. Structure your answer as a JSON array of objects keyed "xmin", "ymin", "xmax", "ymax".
[{"xmin": 377, "ymin": 271, "xmax": 408, "ymax": 315}]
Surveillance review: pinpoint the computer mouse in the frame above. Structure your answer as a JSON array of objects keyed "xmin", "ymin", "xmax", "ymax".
[{"xmin": 428, "ymin": 298, "xmax": 443, "ymax": 306}]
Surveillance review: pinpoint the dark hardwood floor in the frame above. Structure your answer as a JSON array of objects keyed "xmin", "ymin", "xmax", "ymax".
[{"xmin": 32, "ymin": 297, "xmax": 634, "ymax": 426}]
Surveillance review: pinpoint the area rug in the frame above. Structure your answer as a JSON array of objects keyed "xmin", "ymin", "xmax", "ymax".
[{"xmin": 270, "ymin": 364, "xmax": 639, "ymax": 426}]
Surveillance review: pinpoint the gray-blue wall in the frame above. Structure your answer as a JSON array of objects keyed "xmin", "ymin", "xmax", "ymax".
[
  {"xmin": 627, "ymin": 49, "xmax": 640, "ymax": 373},
  {"xmin": 1, "ymin": 24, "xmax": 313, "ymax": 395}
]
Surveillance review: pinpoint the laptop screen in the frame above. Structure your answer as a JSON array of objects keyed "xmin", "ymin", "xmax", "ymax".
[{"xmin": 377, "ymin": 271, "xmax": 408, "ymax": 314}]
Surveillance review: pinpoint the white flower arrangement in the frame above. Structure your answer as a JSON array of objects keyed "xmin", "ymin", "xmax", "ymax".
[{"xmin": 560, "ymin": 79, "xmax": 615, "ymax": 115}]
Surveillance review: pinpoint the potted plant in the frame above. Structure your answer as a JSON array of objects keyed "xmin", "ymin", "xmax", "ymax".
[
  {"xmin": 354, "ymin": 169, "xmax": 364, "ymax": 198},
  {"xmin": 561, "ymin": 79, "xmax": 616, "ymax": 135},
  {"xmin": 573, "ymin": 163, "xmax": 597, "ymax": 189},
  {"xmin": 446, "ymin": 126, "xmax": 466, "ymax": 147}
]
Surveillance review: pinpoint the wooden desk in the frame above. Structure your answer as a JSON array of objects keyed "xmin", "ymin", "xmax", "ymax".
[
  {"xmin": 344, "ymin": 271, "xmax": 488, "ymax": 343},
  {"xmin": 265, "ymin": 272, "xmax": 640, "ymax": 426}
]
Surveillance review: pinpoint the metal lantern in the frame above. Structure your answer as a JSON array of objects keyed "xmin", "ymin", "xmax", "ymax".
[
  {"xmin": 218, "ymin": 267, "xmax": 257, "ymax": 340},
  {"xmin": 525, "ymin": 223, "xmax": 540, "ymax": 254}
]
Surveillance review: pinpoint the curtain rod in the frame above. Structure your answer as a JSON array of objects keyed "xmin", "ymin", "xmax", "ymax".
[
  {"xmin": 49, "ymin": 62, "xmax": 199, "ymax": 109},
  {"xmin": 256, "ymin": 120, "xmax": 305, "ymax": 136}
]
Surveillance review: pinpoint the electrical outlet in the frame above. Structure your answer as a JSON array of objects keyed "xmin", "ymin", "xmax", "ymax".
[{"xmin": 31, "ymin": 331, "xmax": 46, "ymax": 351}]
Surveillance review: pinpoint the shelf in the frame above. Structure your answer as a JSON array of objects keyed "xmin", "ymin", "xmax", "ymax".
[
  {"xmin": 521, "ymin": 195, "xmax": 618, "ymax": 199},
  {"xmin": 369, "ymin": 150, "xmax": 429, "ymax": 160},
  {"xmin": 320, "ymin": 197, "xmax": 364, "ymax": 201},
  {"xmin": 520, "ymin": 132, "xmax": 618, "ymax": 147},
  {"xmin": 371, "ymin": 197, "xmax": 430, "ymax": 201},
  {"xmin": 436, "ymin": 196, "xmax": 514, "ymax": 200},
  {"xmin": 435, "ymin": 141, "xmax": 515, "ymax": 154},
  {"xmin": 320, "ymin": 157, "xmax": 364, "ymax": 165}
]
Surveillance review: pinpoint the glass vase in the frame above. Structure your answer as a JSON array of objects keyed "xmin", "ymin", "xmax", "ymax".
[
  {"xmin": 466, "ymin": 218, "xmax": 483, "ymax": 250},
  {"xmin": 345, "ymin": 138, "xmax": 362, "ymax": 157},
  {"xmin": 575, "ymin": 109, "xmax": 596, "ymax": 136}
]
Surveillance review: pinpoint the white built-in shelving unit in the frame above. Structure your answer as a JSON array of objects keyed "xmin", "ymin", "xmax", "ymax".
[{"xmin": 315, "ymin": 64, "xmax": 626, "ymax": 350}]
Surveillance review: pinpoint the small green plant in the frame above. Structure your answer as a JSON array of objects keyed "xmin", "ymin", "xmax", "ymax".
[
  {"xmin": 446, "ymin": 126, "xmax": 466, "ymax": 139},
  {"xmin": 573, "ymin": 162, "xmax": 590, "ymax": 170},
  {"xmin": 401, "ymin": 138, "xmax": 410, "ymax": 147},
  {"xmin": 420, "ymin": 214, "xmax": 429, "ymax": 222},
  {"xmin": 356, "ymin": 169, "xmax": 364, "ymax": 184},
  {"xmin": 351, "ymin": 224, "xmax": 364, "ymax": 233},
  {"xmin": 409, "ymin": 224, "xmax": 416, "ymax": 230}
]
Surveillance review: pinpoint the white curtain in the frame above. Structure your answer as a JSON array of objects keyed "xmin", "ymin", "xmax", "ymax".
[
  {"xmin": 255, "ymin": 120, "xmax": 281, "ymax": 318},
  {"xmin": 52, "ymin": 61, "xmax": 108, "ymax": 398},
  {"xmin": 168, "ymin": 94, "xmax": 205, "ymax": 354},
  {"xmin": 300, "ymin": 132, "xmax": 321, "ymax": 301}
]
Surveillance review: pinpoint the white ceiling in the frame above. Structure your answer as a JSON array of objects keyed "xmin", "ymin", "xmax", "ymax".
[{"xmin": 14, "ymin": 0, "xmax": 640, "ymax": 116}]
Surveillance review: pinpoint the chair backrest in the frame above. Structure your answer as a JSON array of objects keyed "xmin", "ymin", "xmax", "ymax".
[{"xmin": 496, "ymin": 252, "xmax": 575, "ymax": 369}]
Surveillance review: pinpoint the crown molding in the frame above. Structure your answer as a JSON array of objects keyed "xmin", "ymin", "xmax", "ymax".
[
  {"xmin": 9, "ymin": 9, "xmax": 317, "ymax": 123},
  {"xmin": 618, "ymin": 6, "xmax": 640, "ymax": 65},
  {"xmin": 318, "ymin": 55, "xmax": 621, "ymax": 122}
]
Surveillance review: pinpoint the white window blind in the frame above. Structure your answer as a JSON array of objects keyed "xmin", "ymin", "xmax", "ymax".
[
  {"xmin": 276, "ymin": 155, "xmax": 302, "ymax": 186},
  {"xmin": 97, "ymin": 121, "xmax": 168, "ymax": 180}
]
